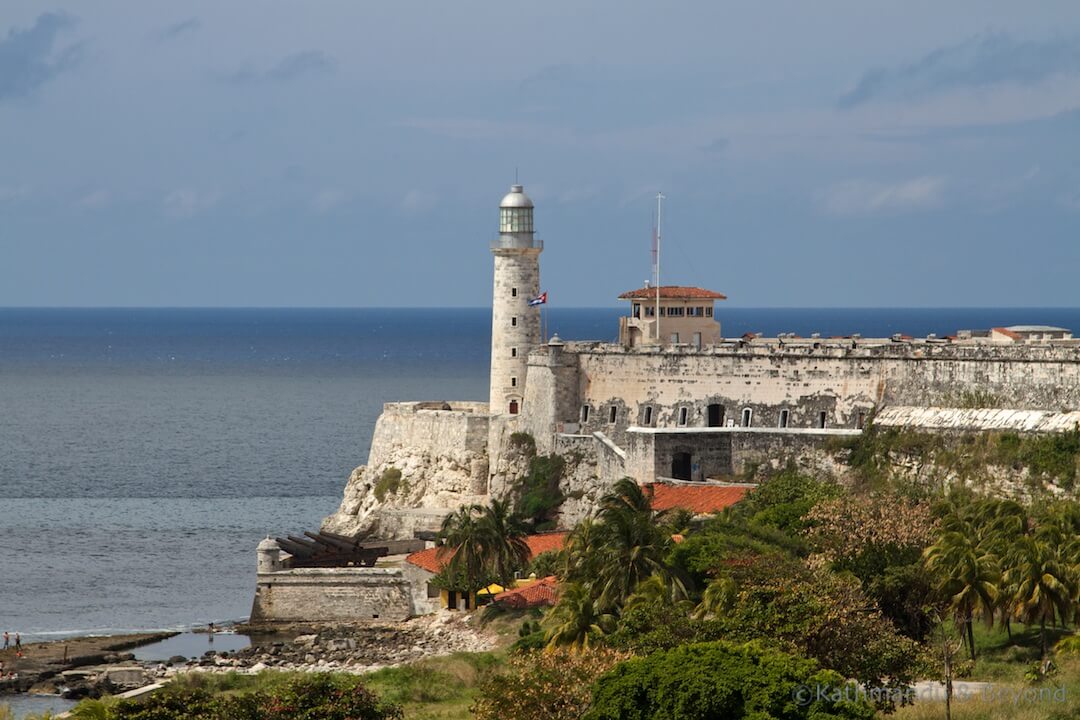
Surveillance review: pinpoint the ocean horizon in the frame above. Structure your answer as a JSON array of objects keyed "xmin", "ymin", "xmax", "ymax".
[{"xmin": 4, "ymin": 306, "xmax": 1080, "ymax": 641}]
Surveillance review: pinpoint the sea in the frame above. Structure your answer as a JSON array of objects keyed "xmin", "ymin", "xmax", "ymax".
[{"xmin": 3, "ymin": 306, "xmax": 1080, "ymax": 642}]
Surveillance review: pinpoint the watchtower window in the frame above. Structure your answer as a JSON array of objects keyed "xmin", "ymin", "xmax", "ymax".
[
  {"xmin": 580, "ymin": 405, "xmax": 590, "ymax": 423},
  {"xmin": 511, "ymin": 348, "xmax": 517, "ymax": 357},
  {"xmin": 857, "ymin": 412, "xmax": 866, "ymax": 430},
  {"xmin": 741, "ymin": 408, "xmax": 753, "ymax": 427},
  {"xmin": 511, "ymin": 316, "xmax": 517, "ymax": 327},
  {"xmin": 779, "ymin": 409, "xmax": 790, "ymax": 428},
  {"xmin": 511, "ymin": 377, "xmax": 517, "ymax": 387},
  {"xmin": 643, "ymin": 406, "xmax": 653, "ymax": 426},
  {"xmin": 678, "ymin": 407, "xmax": 689, "ymax": 426},
  {"xmin": 608, "ymin": 406, "xmax": 617, "ymax": 424},
  {"xmin": 818, "ymin": 411, "xmax": 828, "ymax": 429},
  {"xmin": 511, "ymin": 288, "xmax": 517, "ymax": 297}
]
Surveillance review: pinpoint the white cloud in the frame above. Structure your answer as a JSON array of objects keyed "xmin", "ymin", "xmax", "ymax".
[
  {"xmin": 400, "ymin": 189, "xmax": 436, "ymax": 213},
  {"xmin": 310, "ymin": 188, "xmax": 347, "ymax": 214},
  {"xmin": 76, "ymin": 188, "xmax": 111, "ymax": 210},
  {"xmin": 1059, "ymin": 186, "xmax": 1080, "ymax": 212},
  {"xmin": 821, "ymin": 176, "xmax": 946, "ymax": 216},
  {"xmin": 163, "ymin": 188, "xmax": 220, "ymax": 219},
  {"xmin": 0, "ymin": 184, "xmax": 29, "ymax": 202}
]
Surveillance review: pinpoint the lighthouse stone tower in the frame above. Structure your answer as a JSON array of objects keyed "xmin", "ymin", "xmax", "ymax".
[{"xmin": 489, "ymin": 184, "xmax": 543, "ymax": 416}]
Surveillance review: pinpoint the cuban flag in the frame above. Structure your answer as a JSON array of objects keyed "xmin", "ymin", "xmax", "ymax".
[{"xmin": 528, "ymin": 291, "xmax": 548, "ymax": 307}]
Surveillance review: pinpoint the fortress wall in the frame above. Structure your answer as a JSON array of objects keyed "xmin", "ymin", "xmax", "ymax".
[
  {"xmin": 251, "ymin": 568, "xmax": 412, "ymax": 623},
  {"xmin": 557, "ymin": 343, "xmax": 1080, "ymax": 447},
  {"xmin": 368, "ymin": 402, "xmax": 490, "ymax": 468}
]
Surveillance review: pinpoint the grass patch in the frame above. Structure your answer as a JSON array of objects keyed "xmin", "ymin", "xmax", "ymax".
[
  {"xmin": 364, "ymin": 652, "xmax": 500, "ymax": 720},
  {"xmin": 374, "ymin": 466, "xmax": 404, "ymax": 502}
]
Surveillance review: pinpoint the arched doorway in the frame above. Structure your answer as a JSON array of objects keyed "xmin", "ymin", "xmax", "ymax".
[
  {"xmin": 509, "ymin": 400, "xmax": 519, "ymax": 415},
  {"xmin": 671, "ymin": 451, "xmax": 692, "ymax": 481},
  {"xmin": 707, "ymin": 403, "xmax": 724, "ymax": 427}
]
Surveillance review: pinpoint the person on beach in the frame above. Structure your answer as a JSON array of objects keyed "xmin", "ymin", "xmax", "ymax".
[
  {"xmin": 2, "ymin": 631, "xmax": 8, "ymax": 649},
  {"xmin": 14, "ymin": 633, "xmax": 21, "ymax": 657}
]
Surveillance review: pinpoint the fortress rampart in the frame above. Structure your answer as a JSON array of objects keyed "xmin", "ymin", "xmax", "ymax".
[{"xmin": 522, "ymin": 339, "xmax": 1080, "ymax": 454}]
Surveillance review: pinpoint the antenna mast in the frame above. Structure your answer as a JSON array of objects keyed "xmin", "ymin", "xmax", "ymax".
[{"xmin": 655, "ymin": 192, "xmax": 664, "ymax": 344}]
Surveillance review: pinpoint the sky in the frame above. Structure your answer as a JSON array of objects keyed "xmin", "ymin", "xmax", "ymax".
[{"xmin": 1, "ymin": 1, "xmax": 1079, "ymax": 308}]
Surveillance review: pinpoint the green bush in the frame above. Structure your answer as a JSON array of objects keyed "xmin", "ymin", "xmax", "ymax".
[
  {"xmin": 98, "ymin": 674, "xmax": 401, "ymax": 720},
  {"xmin": 373, "ymin": 467, "xmax": 403, "ymax": 502},
  {"xmin": 509, "ymin": 432, "xmax": 537, "ymax": 457},
  {"xmin": 515, "ymin": 454, "xmax": 566, "ymax": 530},
  {"xmin": 584, "ymin": 641, "xmax": 876, "ymax": 720},
  {"xmin": 473, "ymin": 648, "xmax": 629, "ymax": 720}
]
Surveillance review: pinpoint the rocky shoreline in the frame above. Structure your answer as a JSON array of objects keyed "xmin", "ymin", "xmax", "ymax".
[{"xmin": 4, "ymin": 612, "xmax": 496, "ymax": 704}]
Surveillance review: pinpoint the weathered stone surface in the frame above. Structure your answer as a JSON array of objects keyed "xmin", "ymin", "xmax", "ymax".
[{"xmin": 321, "ymin": 402, "xmax": 490, "ymax": 539}]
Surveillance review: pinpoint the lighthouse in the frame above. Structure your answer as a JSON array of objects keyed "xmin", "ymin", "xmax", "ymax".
[{"xmin": 489, "ymin": 184, "xmax": 543, "ymax": 415}]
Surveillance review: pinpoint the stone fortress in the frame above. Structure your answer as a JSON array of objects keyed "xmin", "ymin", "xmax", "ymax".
[{"xmin": 252, "ymin": 183, "xmax": 1080, "ymax": 622}]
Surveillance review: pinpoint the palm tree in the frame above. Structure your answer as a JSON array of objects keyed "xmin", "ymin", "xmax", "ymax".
[
  {"xmin": 923, "ymin": 528, "xmax": 1000, "ymax": 662},
  {"xmin": 543, "ymin": 582, "xmax": 616, "ymax": 651},
  {"xmin": 1004, "ymin": 531, "xmax": 1075, "ymax": 659},
  {"xmin": 438, "ymin": 504, "xmax": 487, "ymax": 599},
  {"xmin": 594, "ymin": 478, "xmax": 685, "ymax": 609},
  {"xmin": 562, "ymin": 517, "xmax": 602, "ymax": 582},
  {"xmin": 694, "ymin": 574, "xmax": 738, "ymax": 620},
  {"xmin": 477, "ymin": 497, "xmax": 531, "ymax": 587}
]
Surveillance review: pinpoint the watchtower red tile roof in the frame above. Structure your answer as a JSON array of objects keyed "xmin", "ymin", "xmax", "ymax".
[
  {"xmin": 648, "ymin": 483, "xmax": 750, "ymax": 514},
  {"xmin": 618, "ymin": 286, "xmax": 727, "ymax": 300},
  {"xmin": 494, "ymin": 576, "xmax": 560, "ymax": 608},
  {"xmin": 405, "ymin": 532, "xmax": 568, "ymax": 574}
]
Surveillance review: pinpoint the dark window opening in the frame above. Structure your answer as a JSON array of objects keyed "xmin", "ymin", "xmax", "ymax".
[
  {"xmin": 511, "ymin": 316, "xmax": 517, "ymax": 326},
  {"xmin": 511, "ymin": 377, "xmax": 517, "ymax": 387},
  {"xmin": 857, "ymin": 412, "xmax": 866, "ymax": 430},
  {"xmin": 511, "ymin": 348, "xmax": 517, "ymax": 357},
  {"xmin": 511, "ymin": 288, "xmax": 517, "ymax": 297},
  {"xmin": 741, "ymin": 408, "xmax": 753, "ymax": 427},
  {"xmin": 779, "ymin": 409, "xmax": 790, "ymax": 428},
  {"xmin": 580, "ymin": 405, "xmax": 590, "ymax": 423},
  {"xmin": 609, "ymin": 406, "xmax": 617, "ymax": 424},
  {"xmin": 818, "ymin": 411, "xmax": 827, "ymax": 429},
  {"xmin": 633, "ymin": 303, "xmax": 641, "ymax": 318},
  {"xmin": 672, "ymin": 452, "xmax": 692, "ymax": 481},
  {"xmin": 509, "ymin": 400, "xmax": 519, "ymax": 415},
  {"xmin": 643, "ymin": 406, "xmax": 653, "ymax": 426},
  {"xmin": 678, "ymin": 407, "xmax": 689, "ymax": 426},
  {"xmin": 707, "ymin": 404, "xmax": 724, "ymax": 427}
]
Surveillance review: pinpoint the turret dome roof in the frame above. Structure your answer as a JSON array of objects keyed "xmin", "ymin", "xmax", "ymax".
[{"xmin": 500, "ymin": 184, "xmax": 533, "ymax": 209}]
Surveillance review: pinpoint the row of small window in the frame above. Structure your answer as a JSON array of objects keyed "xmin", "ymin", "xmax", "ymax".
[
  {"xmin": 632, "ymin": 304, "xmax": 713, "ymax": 318},
  {"xmin": 499, "ymin": 208, "xmax": 534, "ymax": 233},
  {"xmin": 580, "ymin": 404, "xmax": 863, "ymax": 429}
]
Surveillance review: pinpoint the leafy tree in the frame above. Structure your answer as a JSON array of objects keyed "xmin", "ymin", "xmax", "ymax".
[
  {"xmin": 473, "ymin": 648, "xmax": 629, "ymax": 720},
  {"xmin": 584, "ymin": 641, "xmax": 876, "ymax": 720}
]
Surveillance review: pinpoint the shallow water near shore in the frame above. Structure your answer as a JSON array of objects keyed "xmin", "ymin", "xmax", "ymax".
[
  {"xmin": 2, "ymin": 693, "xmax": 75, "ymax": 719},
  {"xmin": 132, "ymin": 632, "xmax": 251, "ymax": 662}
]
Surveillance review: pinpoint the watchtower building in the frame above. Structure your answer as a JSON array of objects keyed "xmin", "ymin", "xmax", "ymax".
[{"xmin": 489, "ymin": 184, "xmax": 543, "ymax": 415}]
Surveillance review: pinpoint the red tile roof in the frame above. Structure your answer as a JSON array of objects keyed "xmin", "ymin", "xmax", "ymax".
[
  {"xmin": 648, "ymin": 483, "xmax": 750, "ymax": 514},
  {"xmin": 494, "ymin": 576, "xmax": 560, "ymax": 608},
  {"xmin": 993, "ymin": 327, "xmax": 1022, "ymax": 340},
  {"xmin": 405, "ymin": 532, "xmax": 568, "ymax": 574},
  {"xmin": 618, "ymin": 286, "xmax": 727, "ymax": 300}
]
